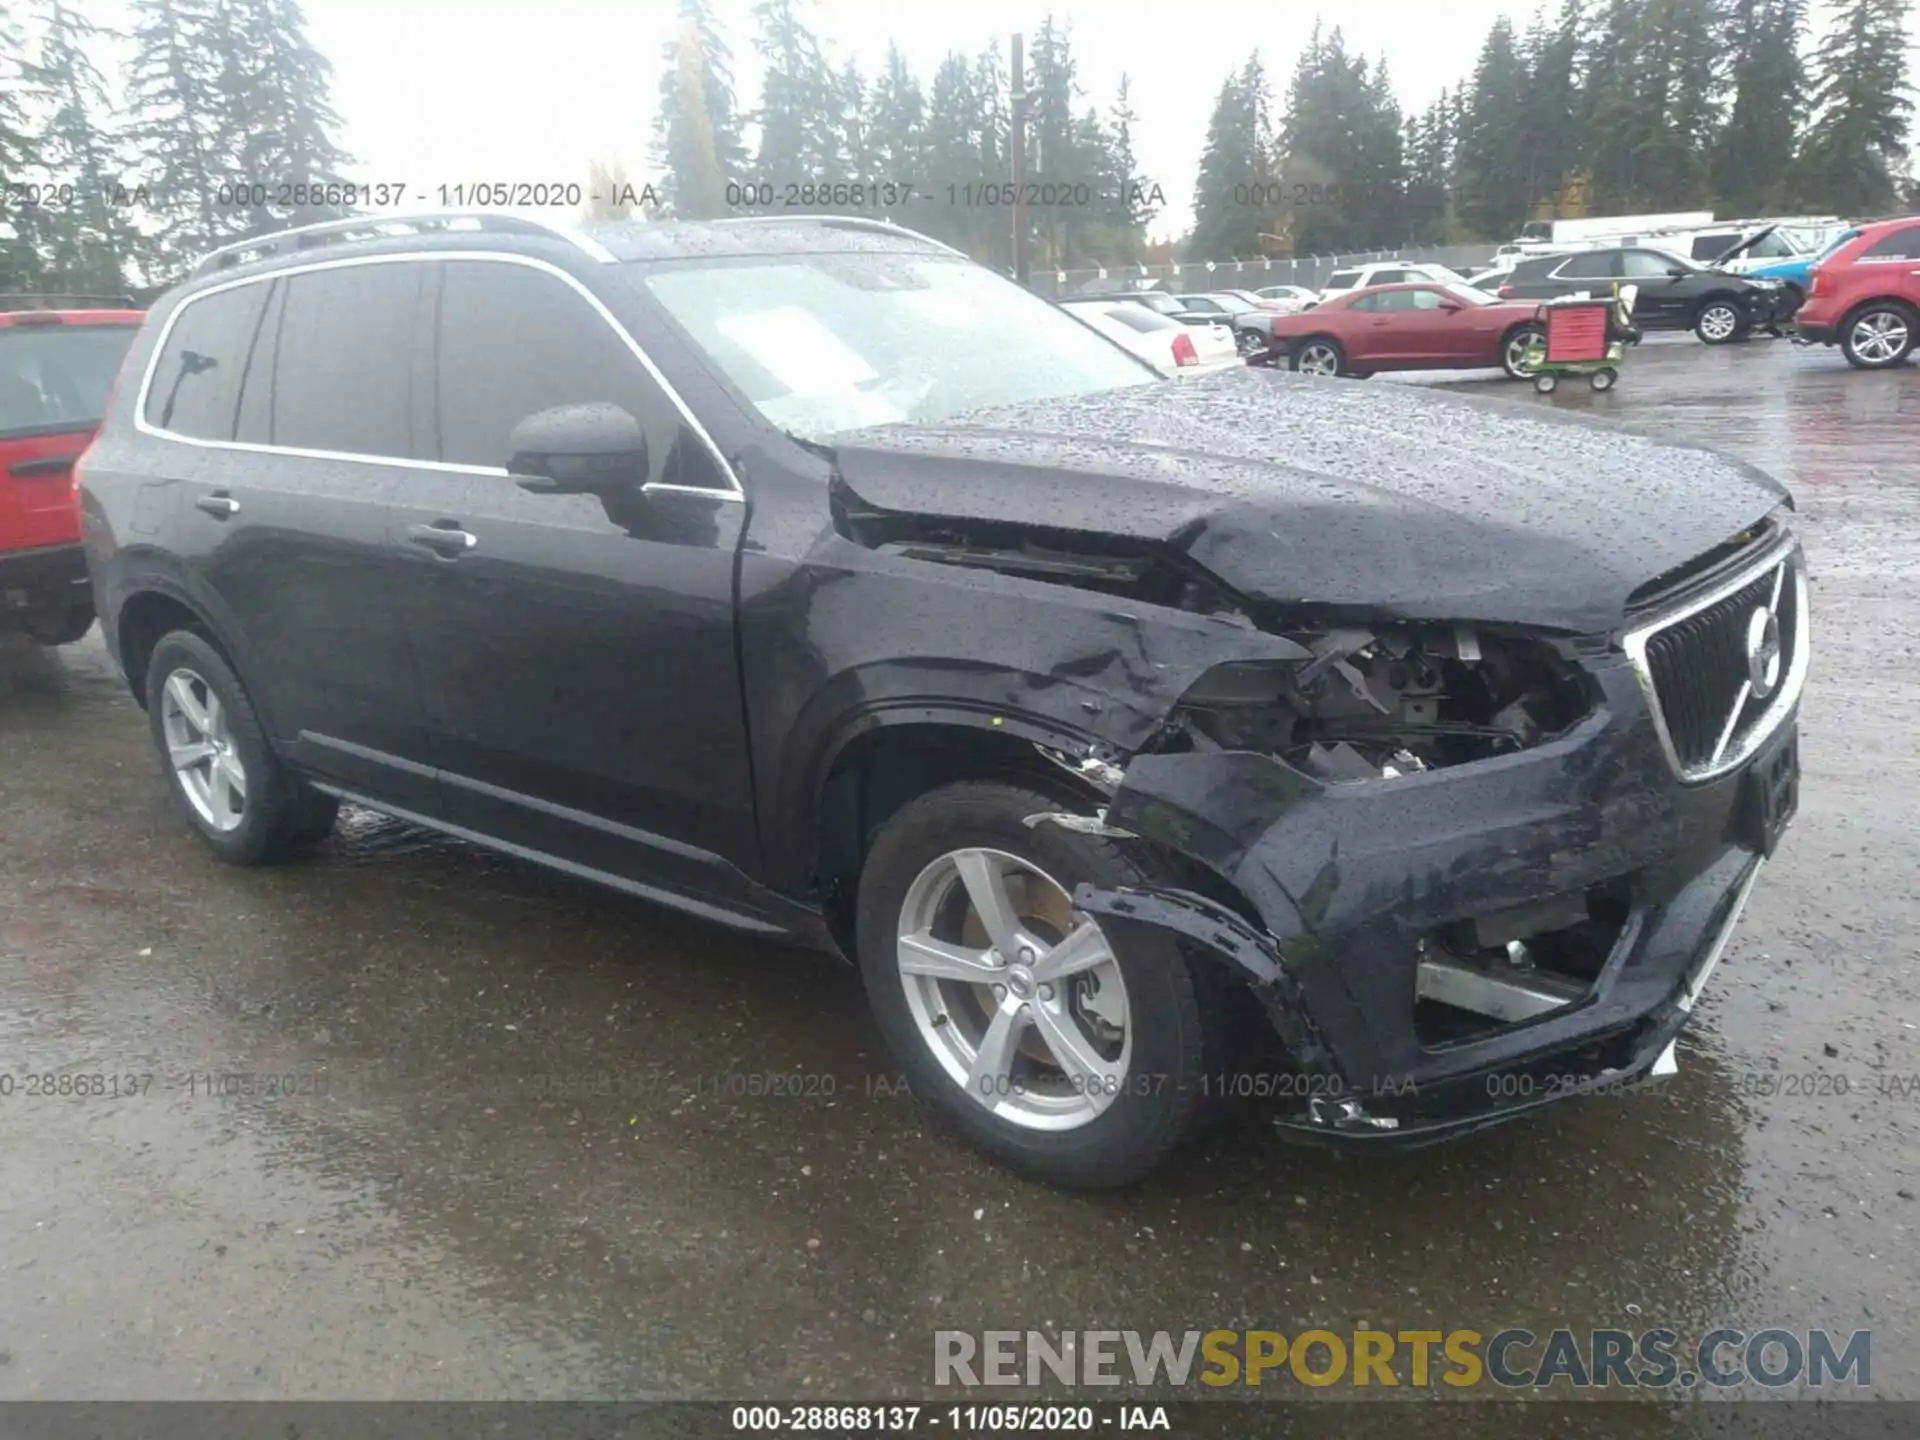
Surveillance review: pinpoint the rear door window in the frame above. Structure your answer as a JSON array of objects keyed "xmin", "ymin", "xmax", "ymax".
[
  {"xmin": 261, "ymin": 263, "xmax": 430, "ymax": 457},
  {"xmin": 1555, "ymin": 251, "xmax": 1619, "ymax": 280},
  {"xmin": 143, "ymin": 284, "xmax": 272, "ymax": 440},
  {"xmin": 0, "ymin": 324, "xmax": 137, "ymax": 440}
]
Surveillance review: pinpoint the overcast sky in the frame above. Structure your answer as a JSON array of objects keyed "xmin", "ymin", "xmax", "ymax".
[
  {"xmin": 309, "ymin": 0, "xmax": 1553, "ymax": 238},
  {"xmin": 59, "ymin": 0, "xmax": 1920, "ymax": 240}
]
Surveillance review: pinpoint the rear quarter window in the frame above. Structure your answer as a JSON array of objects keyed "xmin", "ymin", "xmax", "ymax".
[
  {"xmin": 1860, "ymin": 226, "xmax": 1920, "ymax": 262},
  {"xmin": 0, "ymin": 324, "xmax": 138, "ymax": 440},
  {"xmin": 143, "ymin": 284, "xmax": 272, "ymax": 440}
]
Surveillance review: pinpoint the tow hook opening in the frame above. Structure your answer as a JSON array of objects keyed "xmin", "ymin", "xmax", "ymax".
[{"xmin": 1413, "ymin": 883, "xmax": 1633, "ymax": 1045}]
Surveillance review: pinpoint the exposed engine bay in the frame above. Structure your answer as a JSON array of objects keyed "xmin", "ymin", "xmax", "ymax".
[{"xmin": 1162, "ymin": 624, "xmax": 1594, "ymax": 781}]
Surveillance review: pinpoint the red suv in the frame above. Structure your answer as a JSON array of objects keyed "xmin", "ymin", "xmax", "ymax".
[
  {"xmin": 1792, "ymin": 216, "xmax": 1920, "ymax": 369},
  {"xmin": 1, "ymin": 296, "xmax": 142, "ymax": 644}
]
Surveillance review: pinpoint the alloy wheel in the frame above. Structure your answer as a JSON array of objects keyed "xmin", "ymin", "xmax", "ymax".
[
  {"xmin": 1296, "ymin": 343, "xmax": 1341, "ymax": 376},
  {"xmin": 1848, "ymin": 309, "xmax": 1910, "ymax": 364},
  {"xmin": 1505, "ymin": 331, "xmax": 1543, "ymax": 377},
  {"xmin": 894, "ymin": 847, "xmax": 1132, "ymax": 1132},
  {"xmin": 159, "ymin": 667, "xmax": 247, "ymax": 832},
  {"xmin": 1699, "ymin": 305, "xmax": 1740, "ymax": 342}
]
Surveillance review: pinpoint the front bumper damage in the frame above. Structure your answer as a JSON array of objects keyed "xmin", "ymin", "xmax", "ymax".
[{"xmin": 1074, "ymin": 653, "xmax": 1799, "ymax": 1146}]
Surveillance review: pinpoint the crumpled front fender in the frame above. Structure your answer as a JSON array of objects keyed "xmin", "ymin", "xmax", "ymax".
[{"xmin": 1072, "ymin": 882, "xmax": 1334, "ymax": 1074}]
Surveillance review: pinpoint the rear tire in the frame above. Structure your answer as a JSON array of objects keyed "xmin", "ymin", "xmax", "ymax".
[
  {"xmin": 855, "ymin": 780, "xmax": 1216, "ymax": 1189},
  {"xmin": 1289, "ymin": 337, "xmax": 1346, "ymax": 378},
  {"xmin": 1839, "ymin": 301, "xmax": 1916, "ymax": 369},
  {"xmin": 144, "ymin": 629, "xmax": 338, "ymax": 865}
]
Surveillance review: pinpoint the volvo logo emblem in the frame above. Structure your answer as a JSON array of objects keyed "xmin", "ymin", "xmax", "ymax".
[{"xmin": 1745, "ymin": 606, "xmax": 1782, "ymax": 700}]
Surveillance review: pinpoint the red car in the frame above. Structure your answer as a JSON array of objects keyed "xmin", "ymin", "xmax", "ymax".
[
  {"xmin": 1264, "ymin": 281, "xmax": 1545, "ymax": 380},
  {"xmin": 0, "ymin": 296, "xmax": 142, "ymax": 645},
  {"xmin": 1791, "ymin": 215, "xmax": 1920, "ymax": 369}
]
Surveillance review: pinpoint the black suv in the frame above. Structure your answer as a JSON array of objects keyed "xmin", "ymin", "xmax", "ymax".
[
  {"xmin": 1497, "ymin": 244, "xmax": 1795, "ymax": 342},
  {"xmin": 81, "ymin": 212, "xmax": 1807, "ymax": 1188}
]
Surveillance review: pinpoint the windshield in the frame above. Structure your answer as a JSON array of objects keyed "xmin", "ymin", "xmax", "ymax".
[
  {"xmin": 0, "ymin": 324, "xmax": 137, "ymax": 439},
  {"xmin": 1442, "ymin": 284, "xmax": 1500, "ymax": 306},
  {"xmin": 638, "ymin": 255, "xmax": 1158, "ymax": 440}
]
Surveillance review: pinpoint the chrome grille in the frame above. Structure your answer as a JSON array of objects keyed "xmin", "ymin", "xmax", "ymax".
[{"xmin": 1624, "ymin": 540, "xmax": 1807, "ymax": 781}]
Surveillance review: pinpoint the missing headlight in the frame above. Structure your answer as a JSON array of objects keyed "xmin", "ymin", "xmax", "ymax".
[{"xmin": 1167, "ymin": 624, "xmax": 1593, "ymax": 779}]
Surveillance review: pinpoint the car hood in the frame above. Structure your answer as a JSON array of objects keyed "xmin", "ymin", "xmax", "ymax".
[{"xmin": 826, "ymin": 367, "xmax": 1787, "ymax": 633}]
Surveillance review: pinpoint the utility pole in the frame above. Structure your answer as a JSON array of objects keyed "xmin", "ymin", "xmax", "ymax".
[{"xmin": 1010, "ymin": 32, "xmax": 1029, "ymax": 287}]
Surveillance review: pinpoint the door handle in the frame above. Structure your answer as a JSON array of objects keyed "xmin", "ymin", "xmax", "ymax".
[
  {"xmin": 194, "ymin": 493, "xmax": 240, "ymax": 518},
  {"xmin": 407, "ymin": 522, "xmax": 478, "ymax": 556}
]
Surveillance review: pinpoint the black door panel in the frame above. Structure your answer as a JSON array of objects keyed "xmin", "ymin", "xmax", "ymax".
[
  {"xmin": 393, "ymin": 258, "xmax": 757, "ymax": 896},
  {"xmin": 156, "ymin": 266, "xmax": 441, "ymax": 812}
]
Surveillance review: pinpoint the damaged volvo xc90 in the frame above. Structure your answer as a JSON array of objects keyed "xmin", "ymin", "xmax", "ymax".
[{"xmin": 81, "ymin": 213, "xmax": 1806, "ymax": 1187}]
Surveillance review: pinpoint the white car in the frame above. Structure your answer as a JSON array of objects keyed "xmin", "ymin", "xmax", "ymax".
[
  {"xmin": 1318, "ymin": 261, "xmax": 1474, "ymax": 303},
  {"xmin": 1252, "ymin": 283, "xmax": 1320, "ymax": 313},
  {"xmin": 1059, "ymin": 299, "xmax": 1242, "ymax": 376}
]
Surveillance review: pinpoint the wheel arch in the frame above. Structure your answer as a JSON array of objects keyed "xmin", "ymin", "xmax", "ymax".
[
  {"xmin": 116, "ymin": 585, "xmax": 235, "ymax": 711},
  {"xmin": 803, "ymin": 710, "xmax": 1114, "ymax": 955}
]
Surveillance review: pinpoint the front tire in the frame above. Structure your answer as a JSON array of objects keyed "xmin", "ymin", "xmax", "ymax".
[
  {"xmin": 1501, "ymin": 325, "xmax": 1545, "ymax": 379},
  {"xmin": 1839, "ymin": 301, "xmax": 1916, "ymax": 369},
  {"xmin": 1289, "ymin": 337, "xmax": 1346, "ymax": 377},
  {"xmin": 1695, "ymin": 300, "xmax": 1746, "ymax": 344},
  {"xmin": 144, "ymin": 629, "xmax": 339, "ymax": 865},
  {"xmin": 855, "ymin": 780, "xmax": 1215, "ymax": 1189}
]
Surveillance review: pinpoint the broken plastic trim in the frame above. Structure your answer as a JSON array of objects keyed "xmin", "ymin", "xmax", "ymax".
[
  {"xmin": 1024, "ymin": 810, "xmax": 1138, "ymax": 838},
  {"xmin": 1072, "ymin": 882, "xmax": 1335, "ymax": 1075},
  {"xmin": 1036, "ymin": 744, "xmax": 1127, "ymax": 794}
]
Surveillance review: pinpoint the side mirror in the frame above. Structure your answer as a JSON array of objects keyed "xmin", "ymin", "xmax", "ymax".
[
  {"xmin": 508, "ymin": 404, "xmax": 648, "ymax": 495},
  {"xmin": 1667, "ymin": 266, "xmax": 1687, "ymax": 278},
  {"xmin": 1437, "ymin": 300, "xmax": 1463, "ymax": 312}
]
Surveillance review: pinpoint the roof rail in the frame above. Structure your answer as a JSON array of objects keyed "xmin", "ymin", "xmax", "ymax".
[
  {"xmin": 709, "ymin": 213, "xmax": 965, "ymax": 256},
  {"xmin": 0, "ymin": 293, "xmax": 140, "ymax": 312},
  {"xmin": 188, "ymin": 211, "xmax": 617, "ymax": 279}
]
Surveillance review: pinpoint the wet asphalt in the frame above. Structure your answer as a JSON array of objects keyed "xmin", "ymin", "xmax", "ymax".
[{"xmin": 1, "ymin": 335, "xmax": 1916, "ymax": 1417}]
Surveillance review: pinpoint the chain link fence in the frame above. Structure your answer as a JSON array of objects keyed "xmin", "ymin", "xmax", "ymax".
[{"xmin": 1027, "ymin": 243, "xmax": 1501, "ymax": 298}]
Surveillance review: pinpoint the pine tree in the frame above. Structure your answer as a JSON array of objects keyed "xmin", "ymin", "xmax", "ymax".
[
  {"xmin": 923, "ymin": 53, "xmax": 981, "ymax": 249},
  {"xmin": 222, "ymin": 0, "xmax": 354, "ymax": 234},
  {"xmin": 830, "ymin": 59, "xmax": 867, "ymax": 177},
  {"xmin": 1403, "ymin": 93, "xmax": 1453, "ymax": 242},
  {"xmin": 1577, "ymin": 0, "xmax": 1648, "ymax": 208},
  {"xmin": 1789, "ymin": 0, "xmax": 1914, "ymax": 213},
  {"xmin": 1193, "ymin": 54, "xmax": 1276, "ymax": 259},
  {"xmin": 1108, "ymin": 75, "xmax": 1158, "ymax": 240},
  {"xmin": 1353, "ymin": 56, "xmax": 1407, "ymax": 243},
  {"xmin": 751, "ymin": 0, "xmax": 835, "ymax": 182},
  {"xmin": 651, "ymin": 0, "xmax": 746, "ymax": 217},
  {"xmin": 17, "ymin": 0, "xmax": 134, "ymax": 291},
  {"xmin": 1455, "ymin": 17, "xmax": 1531, "ymax": 237},
  {"xmin": 1713, "ymin": 0, "xmax": 1807, "ymax": 213},
  {"xmin": 1517, "ymin": 1, "xmax": 1584, "ymax": 221},
  {"xmin": 124, "ymin": 0, "xmax": 234, "ymax": 277},
  {"xmin": 866, "ymin": 43, "xmax": 927, "ymax": 187},
  {"xmin": 1, "ymin": 0, "xmax": 49, "ymax": 290}
]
